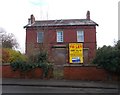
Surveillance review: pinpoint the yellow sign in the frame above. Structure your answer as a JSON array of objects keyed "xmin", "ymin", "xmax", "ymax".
[{"xmin": 69, "ymin": 43, "xmax": 83, "ymax": 63}]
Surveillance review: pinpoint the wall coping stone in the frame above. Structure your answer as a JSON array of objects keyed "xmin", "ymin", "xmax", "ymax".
[
  {"xmin": 63, "ymin": 63, "xmax": 97, "ymax": 67},
  {"xmin": 0, "ymin": 63, "xmax": 10, "ymax": 66}
]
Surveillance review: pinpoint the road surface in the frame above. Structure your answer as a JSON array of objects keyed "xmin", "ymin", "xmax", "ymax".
[{"xmin": 2, "ymin": 85, "xmax": 119, "ymax": 94}]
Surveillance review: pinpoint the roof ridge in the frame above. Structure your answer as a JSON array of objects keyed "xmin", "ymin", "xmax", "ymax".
[{"xmin": 35, "ymin": 19, "xmax": 88, "ymax": 22}]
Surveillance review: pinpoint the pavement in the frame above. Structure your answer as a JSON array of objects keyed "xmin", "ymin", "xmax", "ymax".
[{"xmin": 1, "ymin": 78, "xmax": 119, "ymax": 89}]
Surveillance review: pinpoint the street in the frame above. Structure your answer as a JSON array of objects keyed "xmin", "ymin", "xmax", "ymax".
[{"xmin": 2, "ymin": 85, "xmax": 119, "ymax": 94}]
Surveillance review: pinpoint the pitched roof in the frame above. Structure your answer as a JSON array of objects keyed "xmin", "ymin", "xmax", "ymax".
[{"xmin": 24, "ymin": 19, "xmax": 98, "ymax": 28}]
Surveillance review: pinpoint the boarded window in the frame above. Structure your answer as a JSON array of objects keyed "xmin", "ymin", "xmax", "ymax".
[
  {"xmin": 52, "ymin": 48, "xmax": 66, "ymax": 65},
  {"xmin": 37, "ymin": 32, "xmax": 44, "ymax": 43},
  {"xmin": 77, "ymin": 30, "xmax": 84, "ymax": 42},
  {"xmin": 83, "ymin": 49, "xmax": 89, "ymax": 64},
  {"xmin": 57, "ymin": 31, "xmax": 63, "ymax": 42}
]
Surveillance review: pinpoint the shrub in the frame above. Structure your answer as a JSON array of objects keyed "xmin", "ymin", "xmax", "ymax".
[
  {"xmin": 28, "ymin": 51, "xmax": 53, "ymax": 77},
  {"xmin": 35, "ymin": 62, "xmax": 53, "ymax": 77},
  {"xmin": 10, "ymin": 50, "xmax": 53, "ymax": 77},
  {"xmin": 10, "ymin": 60, "xmax": 35, "ymax": 72},
  {"xmin": 10, "ymin": 61, "xmax": 53, "ymax": 77},
  {"xmin": 93, "ymin": 41, "xmax": 120, "ymax": 74},
  {"xmin": 2, "ymin": 48, "xmax": 10, "ymax": 63},
  {"xmin": 29, "ymin": 51, "xmax": 48, "ymax": 63},
  {"xmin": 2, "ymin": 48, "xmax": 27, "ymax": 63}
]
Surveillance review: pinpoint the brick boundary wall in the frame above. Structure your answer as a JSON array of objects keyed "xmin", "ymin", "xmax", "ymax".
[
  {"xmin": 1, "ymin": 64, "xmax": 118, "ymax": 81},
  {"xmin": 1, "ymin": 64, "xmax": 53, "ymax": 79},
  {"xmin": 64, "ymin": 64, "xmax": 118, "ymax": 81}
]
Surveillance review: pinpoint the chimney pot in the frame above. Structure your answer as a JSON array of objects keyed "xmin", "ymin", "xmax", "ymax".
[{"xmin": 28, "ymin": 18, "xmax": 31, "ymax": 25}]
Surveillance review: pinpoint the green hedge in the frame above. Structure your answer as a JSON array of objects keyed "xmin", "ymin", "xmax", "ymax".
[
  {"xmin": 92, "ymin": 41, "xmax": 120, "ymax": 74},
  {"xmin": 10, "ymin": 61, "xmax": 53, "ymax": 77}
]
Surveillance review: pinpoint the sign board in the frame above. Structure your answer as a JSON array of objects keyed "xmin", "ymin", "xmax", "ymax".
[{"xmin": 69, "ymin": 43, "xmax": 83, "ymax": 63}]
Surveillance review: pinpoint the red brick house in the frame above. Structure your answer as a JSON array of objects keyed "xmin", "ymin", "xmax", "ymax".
[{"xmin": 24, "ymin": 11, "xmax": 98, "ymax": 65}]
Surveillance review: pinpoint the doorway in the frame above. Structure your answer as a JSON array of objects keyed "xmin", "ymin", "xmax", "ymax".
[{"xmin": 52, "ymin": 47, "xmax": 66, "ymax": 79}]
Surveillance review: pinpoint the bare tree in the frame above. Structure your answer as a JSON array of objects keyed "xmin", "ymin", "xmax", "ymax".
[{"xmin": 0, "ymin": 28, "xmax": 19, "ymax": 49}]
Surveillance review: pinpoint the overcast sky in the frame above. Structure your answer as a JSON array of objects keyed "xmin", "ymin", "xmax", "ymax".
[{"xmin": 0, "ymin": 0, "xmax": 119, "ymax": 53}]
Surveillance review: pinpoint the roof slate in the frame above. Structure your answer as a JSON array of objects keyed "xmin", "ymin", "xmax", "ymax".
[{"xmin": 24, "ymin": 19, "xmax": 98, "ymax": 28}]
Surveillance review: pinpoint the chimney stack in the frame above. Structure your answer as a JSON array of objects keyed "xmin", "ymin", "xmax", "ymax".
[
  {"xmin": 28, "ymin": 14, "xmax": 35, "ymax": 25},
  {"xmin": 31, "ymin": 14, "xmax": 35, "ymax": 24},
  {"xmin": 86, "ymin": 11, "xmax": 90, "ymax": 20}
]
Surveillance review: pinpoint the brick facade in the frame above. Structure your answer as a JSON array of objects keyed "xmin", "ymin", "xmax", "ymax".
[{"xmin": 24, "ymin": 11, "xmax": 98, "ymax": 64}]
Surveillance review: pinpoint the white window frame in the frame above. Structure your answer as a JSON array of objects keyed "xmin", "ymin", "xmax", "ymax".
[
  {"xmin": 57, "ymin": 31, "xmax": 63, "ymax": 42},
  {"xmin": 77, "ymin": 30, "xmax": 84, "ymax": 42},
  {"xmin": 37, "ymin": 32, "xmax": 44, "ymax": 43}
]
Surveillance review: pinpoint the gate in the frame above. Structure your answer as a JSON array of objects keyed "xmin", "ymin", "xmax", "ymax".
[{"xmin": 52, "ymin": 47, "xmax": 66, "ymax": 79}]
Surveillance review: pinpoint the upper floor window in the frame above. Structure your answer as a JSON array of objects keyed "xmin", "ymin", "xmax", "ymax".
[
  {"xmin": 57, "ymin": 31, "xmax": 63, "ymax": 42},
  {"xmin": 77, "ymin": 30, "xmax": 84, "ymax": 42},
  {"xmin": 37, "ymin": 32, "xmax": 44, "ymax": 43}
]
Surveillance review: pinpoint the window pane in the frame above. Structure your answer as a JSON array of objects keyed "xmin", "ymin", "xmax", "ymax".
[
  {"xmin": 57, "ymin": 31, "xmax": 63, "ymax": 42},
  {"xmin": 37, "ymin": 32, "xmax": 44, "ymax": 43},
  {"xmin": 77, "ymin": 30, "xmax": 84, "ymax": 42}
]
